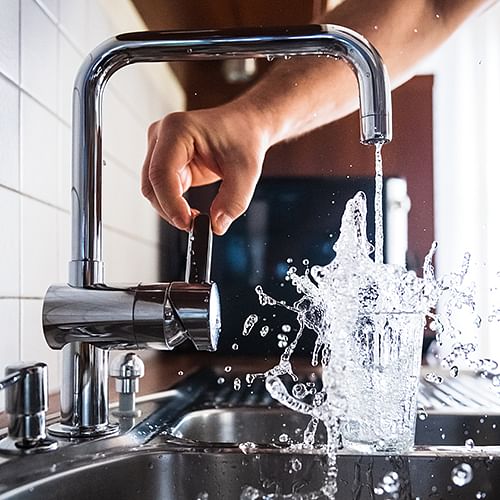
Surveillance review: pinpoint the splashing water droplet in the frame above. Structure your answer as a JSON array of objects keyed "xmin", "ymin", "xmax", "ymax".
[
  {"xmin": 425, "ymin": 372, "xmax": 443, "ymax": 384},
  {"xmin": 242, "ymin": 314, "xmax": 258, "ymax": 336},
  {"xmin": 279, "ymin": 433, "xmax": 289, "ymax": 443},
  {"xmin": 238, "ymin": 442, "xmax": 257, "ymax": 455},
  {"xmin": 451, "ymin": 463, "xmax": 473, "ymax": 486},
  {"xmin": 418, "ymin": 407, "xmax": 428, "ymax": 420},
  {"xmin": 290, "ymin": 458, "xmax": 302, "ymax": 472}
]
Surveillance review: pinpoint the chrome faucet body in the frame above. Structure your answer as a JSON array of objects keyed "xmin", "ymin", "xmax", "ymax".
[{"xmin": 42, "ymin": 25, "xmax": 392, "ymax": 438}]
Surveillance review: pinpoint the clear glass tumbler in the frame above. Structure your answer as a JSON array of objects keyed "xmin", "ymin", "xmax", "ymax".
[{"xmin": 329, "ymin": 311, "xmax": 425, "ymax": 453}]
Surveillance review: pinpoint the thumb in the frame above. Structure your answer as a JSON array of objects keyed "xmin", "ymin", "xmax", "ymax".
[{"xmin": 210, "ymin": 160, "xmax": 261, "ymax": 235}]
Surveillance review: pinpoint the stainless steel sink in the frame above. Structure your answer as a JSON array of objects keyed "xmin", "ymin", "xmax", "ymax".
[
  {"xmin": 1, "ymin": 433, "xmax": 499, "ymax": 499},
  {"xmin": 172, "ymin": 406, "xmax": 500, "ymax": 448},
  {"xmin": 0, "ymin": 370, "xmax": 500, "ymax": 499}
]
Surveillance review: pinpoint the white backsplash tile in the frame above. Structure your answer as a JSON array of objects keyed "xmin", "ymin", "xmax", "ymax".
[
  {"xmin": 20, "ymin": 0, "xmax": 58, "ymax": 110},
  {"xmin": 102, "ymin": 91, "xmax": 150, "ymax": 175},
  {"xmin": 0, "ymin": 0, "xmax": 20, "ymax": 84},
  {"xmin": 87, "ymin": 0, "xmax": 114, "ymax": 51},
  {"xmin": 59, "ymin": 0, "xmax": 89, "ymax": 54},
  {"xmin": 0, "ymin": 74, "xmax": 20, "ymax": 190},
  {"xmin": 20, "ymin": 92, "xmax": 60, "ymax": 205},
  {"xmin": 102, "ymin": 160, "xmax": 159, "ymax": 245},
  {"xmin": 104, "ymin": 229, "xmax": 159, "ymax": 283},
  {"xmin": 0, "ymin": 187, "xmax": 20, "ymax": 297},
  {"xmin": 34, "ymin": 0, "xmax": 58, "ymax": 23},
  {"xmin": 20, "ymin": 197, "xmax": 59, "ymax": 298},
  {"xmin": 58, "ymin": 32, "xmax": 82, "ymax": 124}
]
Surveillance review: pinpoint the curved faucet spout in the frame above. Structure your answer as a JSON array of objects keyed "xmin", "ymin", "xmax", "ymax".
[{"xmin": 70, "ymin": 24, "xmax": 391, "ymax": 287}]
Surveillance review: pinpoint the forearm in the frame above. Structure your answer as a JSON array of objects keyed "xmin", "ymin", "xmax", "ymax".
[{"xmin": 232, "ymin": 0, "xmax": 494, "ymax": 145}]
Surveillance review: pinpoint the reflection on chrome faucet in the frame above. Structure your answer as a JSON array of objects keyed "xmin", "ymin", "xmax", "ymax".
[
  {"xmin": 41, "ymin": 24, "xmax": 392, "ymax": 438},
  {"xmin": 43, "ymin": 214, "xmax": 220, "ymax": 437}
]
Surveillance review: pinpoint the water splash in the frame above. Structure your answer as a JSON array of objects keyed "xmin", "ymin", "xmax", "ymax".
[{"xmin": 239, "ymin": 183, "xmax": 494, "ymax": 497}]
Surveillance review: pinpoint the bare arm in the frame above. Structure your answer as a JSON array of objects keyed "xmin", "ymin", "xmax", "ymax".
[
  {"xmin": 142, "ymin": 0, "xmax": 493, "ymax": 235},
  {"xmin": 238, "ymin": 0, "xmax": 493, "ymax": 142}
]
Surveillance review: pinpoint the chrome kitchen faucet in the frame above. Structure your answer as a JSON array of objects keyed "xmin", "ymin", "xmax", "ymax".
[{"xmin": 42, "ymin": 25, "xmax": 392, "ymax": 438}]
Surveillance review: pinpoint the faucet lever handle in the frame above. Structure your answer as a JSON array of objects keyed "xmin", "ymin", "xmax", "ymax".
[{"xmin": 185, "ymin": 213, "xmax": 213, "ymax": 284}]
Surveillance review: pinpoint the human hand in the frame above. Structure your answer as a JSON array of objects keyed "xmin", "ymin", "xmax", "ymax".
[{"xmin": 141, "ymin": 102, "xmax": 272, "ymax": 235}]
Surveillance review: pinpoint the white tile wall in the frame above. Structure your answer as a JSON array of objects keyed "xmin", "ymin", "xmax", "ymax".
[
  {"xmin": 58, "ymin": 33, "xmax": 81, "ymax": 123},
  {"xmin": 0, "ymin": 0, "xmax": 20, "ymax": 83},
  {"xmin": 0, "ymin": 0, "xmax": 185, "ymax": 409},
  {"xmin": 59, "ymin": 0, "xmax": 89, "ymax": 52},
  {"xmin": 20, "ymin": 92, "xmax": 60, "ymax": 205},
  {"xmin": 0, "ymin": 75, "xmax": 20, "ymax": 190},
  {"xmin": 20, "ymin": 0, "xmax": 58, "ymax": 110},
  {"xmin": 34, "ymin": 0, "xmax": 59, "ymax": 23},
  {"xmin": 20, "ymin": 196, "xmax": 59, "ymax": 298},
  {"xmin": 0, "ymin": 187, "xmax": 20, "ymax": 296}
]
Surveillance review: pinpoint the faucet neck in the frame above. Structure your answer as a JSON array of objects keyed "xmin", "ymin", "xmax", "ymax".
[{"xmin": 69, "ymin": 24, "xmax": 391, "ymax": 287}]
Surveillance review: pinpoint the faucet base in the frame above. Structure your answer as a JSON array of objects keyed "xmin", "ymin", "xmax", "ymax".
[
  {"xmin": 48, "ymin": 422, "xmax": 119, "ymax": 439},
  {"xmin": 0, "ymin": 435, "xmax": 58, "ymax": 455}
]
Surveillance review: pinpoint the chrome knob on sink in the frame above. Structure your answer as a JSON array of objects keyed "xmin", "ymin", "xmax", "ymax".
[{"xmin": 0, "ymin": 362, "xmax": 57, "ymax": 454}]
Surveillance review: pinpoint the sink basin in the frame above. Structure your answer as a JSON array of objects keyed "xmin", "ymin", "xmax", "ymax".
[
  {"xmin": 1, "ymin": 438, "xmax": 499, "ymax": 499},
  {"xmin": 1, "ymin": 370, "xmax": 500, "ymax": 499},
  {"xmin": 172, "ymin": 406, "xmax": 500, "ymax": 447}
]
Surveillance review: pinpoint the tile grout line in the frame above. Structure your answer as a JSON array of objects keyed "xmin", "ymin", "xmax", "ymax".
[
  {"xmin": 0, "ymin": 183, "xmax": 70, "ymax": 214},
  {"xmin": 0, "ymin": 297, "xmax": 44, "ymax": 301}
]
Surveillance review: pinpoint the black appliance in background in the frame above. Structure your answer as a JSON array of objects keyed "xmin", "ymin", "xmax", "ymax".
[{"xmin": 160, "ymin": 177, "xmax": 399, "ymax": 357}]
